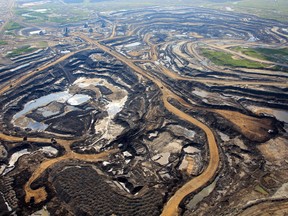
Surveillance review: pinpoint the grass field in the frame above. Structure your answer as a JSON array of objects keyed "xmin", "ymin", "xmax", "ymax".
[
  {"xmin": 16, "ymin": 2, "xmax": 90, "ymax": 25},
  {"xmin": 201, "ymin": 48, "xmax": 268, "ymax": 69},
  {"xmin": 38, "ymin": 41, "xmax": 48, "ymax": 48},
  {"xmin": 254, "ymin": 184, "xmax": 269, "ymax": 195},
  {"xmin": 15, "ymin": 0, "xmax": 288, "ymax": 24},
  {"xmin": 83, "ymin": 0, "xmax": 288, "ymax": 22},
  {"xmin": 6, "ymin": 45, "xmax": 38, "ymax": 58},
  {"xmin": 233, "ymin": 47, "xmax": 267, "ymax": 60},
  {"xmin": 233, "ymin": 47, "xmax": 288, "ymax": 64},
  {"xmin": 4, "ymin": 21, "xmax": 23, "ymax": 31},
  {"xmin": 0, "ymin": 40, "xmax": 8, "ymax": 45},
  {"xmin": 210, "ymin": 0, "xmax": 288, "ymax": 22}
]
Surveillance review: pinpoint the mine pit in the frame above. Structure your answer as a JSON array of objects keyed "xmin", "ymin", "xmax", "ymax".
[{"xmin": 0, "ymin": 5, "xmax": 287, "ymax": 216}]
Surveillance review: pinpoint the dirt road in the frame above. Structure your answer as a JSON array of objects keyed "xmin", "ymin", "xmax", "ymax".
[
  {"xmin": 0, "ymin": 44, "xmax": 117, "ymax": 204},
  {"xmin": 0, "ymin": 47, "xmax": 91, "ymax": 95},
  {"xmin": 24, "ymin": 149, "xmax": 118, "ymax": 204},
  {"xmin": 78, "ymin": 33, "xmax": 220, "ymax": 216},
  {"xmin": 0, "ymin": 0, "xmax": 15, "ymax": 33}
]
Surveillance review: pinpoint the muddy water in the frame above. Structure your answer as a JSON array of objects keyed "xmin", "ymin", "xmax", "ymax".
[
  {"xmin": 79, "ymin": 35, "xmax": 219, "ymax": 216},
  {"xmin": 13, "ymin": 91, "xmax": 72, "ymax": 120},
  {"xmin": 12, "ymin": 90, "xmax": 91, "ymax": 131},
  {"xmin": 270, "ymin": 110, "xmax": 288, "ymax": 123},
  {"xmin": 247, "ymin": 105, "xmax": 288, "ymax": 123},
  {"xmin": 187, "ymin": 177, "xmax": 218, "ymax": 210}
]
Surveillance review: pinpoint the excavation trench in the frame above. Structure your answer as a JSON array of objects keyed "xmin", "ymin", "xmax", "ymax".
[{"xmin": 78, "ymin": 33, "xmax": 219, "ymax": 216}]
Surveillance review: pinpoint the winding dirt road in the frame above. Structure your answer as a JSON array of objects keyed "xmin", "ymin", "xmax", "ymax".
[
  {"xmin": 78, "ymin": 33, "xmax": 219, "ymax": 216},
  {"xmin": 161, "ymin": 91, "xmax": 219, "ymax": 216},
  {"xmin": 143, "ymin": 33, "xmax": 158, "ymax": 61},
  {"xmin": 1, "ymin": 29, "xmax": 285, "ymax": 214},
  {"xmin": 205, "ymin": 43, "xmax": 288, "ymax": 68},
  {"xmin": 1, "ymin": 5, "xmax": 287, "ymax": 215},
  {"xmin": 0, "ymin": 132, "xmax": 118, "ymax": 204},
  {"xmin": 24, "ymin": 148, "xmax": 118, "ymax": 204},
  {"xmin": 0, "ymin": 47, "xmax": 91, "ymax": 95},
  {"xmin": 0, "ymin": 0, "xmax": 15, "ymax": 33},
  {"xmin": 78, "ymin": 32, "xmax": 288, "ymax": 215},
  {"xmin": 0, "ymin": 44, "xmax": 118, "ymax": 204},
  {"xmin": 157, "ymin": 62, "xmax": 288, "ymax": 87}
]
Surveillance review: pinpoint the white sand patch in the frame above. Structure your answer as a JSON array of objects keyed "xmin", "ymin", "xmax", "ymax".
[
  {"xmin": 31, "ymin": 206, "xmax": 50, "ymax": 216},
  {"xmin": 183, "ymin": 146, "xmax": 200, "ymax": 154},
  {"xmin": 218, "ymin": 131, "xmax": 230, "ymax": 142},
  {"xmin": 152, "ymin": 152, "xmax": 171, "ymax": 165},
  {"xmin": 67, "ymin": 94, "xmax": 91, "ymax": 106},
  {"xmin": 33, "ymin": 9, "xmax": 48, "ymax": 13},
  {"xmin": 107, "ymin": 96, "xmax": 127, "ymax": 117},
  {"xmin": 93, "ymin": 95, "xmax": 127, "ymax": 147},
  {"xmin": 8, "ymin": 149, "xmax": 29, "ymax": 167},
  {"xmin": 225, "ymin": 7, "xmax": 234, "ymax": 11},
  {"xmin": 3, "ymin": 149, "xmax": 29, "ymax": 175},
  {"xmin": 124, "ymin": 42, "xmax": 141, "ymax": 48},
  {"xmin": 39, "ymin": 146, "xmax": 58, "ymax": 156},
  {"xmin": 163, "ymin": 140, "xmax": 183, "ymax": 153},
  {"xmin": 273, "ymin": 182, "xmax": 288, "ymax": 198}
]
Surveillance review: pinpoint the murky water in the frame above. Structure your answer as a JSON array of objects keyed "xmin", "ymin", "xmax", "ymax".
[
  {"xmin": 247, "ymin": 105, "xmax": 288, "ymax": 123},
  {"xmin": 168, "ymin": 125, "xmax": 196, "ymax": 138},
  {"xmin": 13, "ymin": 91, "xmax": 72, "ymax": 119},
  {"xmin": 13, "ymin": 89, "xmax": 91, "ymax": 131},
  {"xmin": 271, "ymin": 110, "xmax": 288, "ymax": 123},
  {"xmin": 42, "ymin": 110, "xmax": 60, "ymax": 118},
  {"xmin": 27, "ymin": 121, "xmax": 48, "ymax": 131},
  {"xmin": 187, "ymin": 177, "xmax": 218, "ymax": 210}
]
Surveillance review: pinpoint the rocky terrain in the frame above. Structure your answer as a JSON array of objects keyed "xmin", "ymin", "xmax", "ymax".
[{"xmin": 0, "ymin": 4, "xmax": 287, "ymax": 216}]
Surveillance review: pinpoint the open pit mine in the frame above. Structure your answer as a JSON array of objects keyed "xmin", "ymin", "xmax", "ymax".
[{"xmin": 0, "ymin": 4, "xmax": 288, "ymax": 216}]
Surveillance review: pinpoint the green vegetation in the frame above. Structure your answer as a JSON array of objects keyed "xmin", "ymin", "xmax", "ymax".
[
  {"xmin": 16, "ymin": 8, "xmax": 49, "ymax": 23},
  {"xmin": 13, "ymin": 0, "xmax": 288, "ymax": 22},
  {"xmin": 207, "ymin": 0, "xmax": 288, "ymax": 22},
  {"xmin": 254, "ymin": 185, "xmax": 269, "ymax": 195},
  {"xmin": 201, "ymin": 48, "xmax": 268, "ymax": 69},
  {"xmin": 82, "ymin": 0, "xmax": 288, "ymax": 22},
  {"xmin": 233, "ymin": 47, "xmax": 288, "ymax": 64},
  {"xmin": 233, "ymin": 47, "xmax": 267, "ymax": 60},
  {"xmin": 257, "ymin": 48, "xmax": 288, "ymax": 56},
  {"xmin": 4, "ymin": 21, "xmax": 23, "ymax": 31},
  {"xmin": 14, "ymin": 0, "xmax": 288, "ymax": 24},
  {"xmin": 0, "ymin": 40, "xmax": 8, "ymax": 45},
  {"xmin": 232, "ymin": 0, "xmax": 288, "ymax": 22},
  {"xmin": 15, "ymin": 3, "xmax": 89, "ymax": 25},
  {"xmin": 4, "ymin": 32, "xmax": 16, "ymax": 36},
  {"xmin": 38, "ymin": 41, "xmax": 48, "ymax": 48},
  {"xmin": 6, "ymin": 45, "xmax": 38, "ymax": 58}
]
